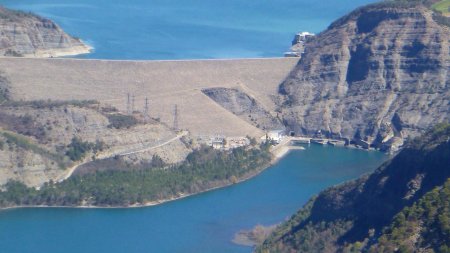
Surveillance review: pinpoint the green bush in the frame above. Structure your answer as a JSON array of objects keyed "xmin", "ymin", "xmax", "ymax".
[
  {"xmin": 65, "ymin": 137, "xmax": 99, "ymax": 161},
  {"xmin": 106, "ymin": 114, "xmax": 138, "ymax": 129}
]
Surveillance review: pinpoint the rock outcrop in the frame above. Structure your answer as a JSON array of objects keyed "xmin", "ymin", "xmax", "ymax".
[
  {"xmin": 0, "ymin": 6, "xmax": 91, "ymax": 57},
  {"xmin": 202, "ymin": 88, "xmax": 283, "ymax": 131},
  {"xmin": 280, "ymin": 3, "xmax": 450, "ymax": 151}
]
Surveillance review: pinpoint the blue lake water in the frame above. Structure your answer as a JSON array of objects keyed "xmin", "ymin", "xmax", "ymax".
[
  {"xmin": 0, "ymin": 145, "xmax": 387, "ymax": 253},
  {"xmin": 1, "ymin": 0, "xmax": 376, "ymax": 59},
  {"xmin": 0, "ymin": 1, "xmax": 386, "ymax": 252}
]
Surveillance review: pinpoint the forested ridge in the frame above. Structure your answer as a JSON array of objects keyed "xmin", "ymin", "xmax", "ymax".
[
  {"xmin": 256, "ymin": 124, "xmax": 450, "ymax": 253},
  {"xmin": 0, "ymin": 144, "xmax": 272, "ymax": 208},
  {"xmin": 369, "ymin": 179, "xmax": 450, "ymax": 252}
]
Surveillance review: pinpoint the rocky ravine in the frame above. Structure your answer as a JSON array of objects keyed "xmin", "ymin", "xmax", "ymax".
[
  {"xmin": 280, "ymin": 3, "xmax": 450, "ymax": 151},
  {"xmin": 0, "ymin": 6, "xmax": 91, "ymax": 57}
]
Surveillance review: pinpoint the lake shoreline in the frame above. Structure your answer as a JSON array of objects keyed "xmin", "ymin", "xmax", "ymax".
[
  {"xmin": 0, "ymin": 141, "xmax": 388, "ymax": 253},
  {"xmin": 0, "ymin": 142, "xmax": 383, "ymax": 212},
  {"xmin": 0, "ymin": 145, "xmax": 298, "ymax": 212},
  {"xmin": 0, "ymin": 166, "xmax": 272, "ymax": 211},
  {"xmin": 20, "ymin": 41, "xmax": 93, "ymax": 58},
  {"xmin": 0, "ymin": 141, "xmax": 385, "ymax": 212}
]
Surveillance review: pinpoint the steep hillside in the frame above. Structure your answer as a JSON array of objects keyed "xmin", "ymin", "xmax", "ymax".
[
  {"xmin": 280, "ymin": 2, "xmax": 450, "ymax": 151},
  {"xmin": 369, "ymin": 179, "xmax": 450, "ymax": 252},
  {"xmin": 0, "ymin": 6, "xmax": 90, "ymax": 57},
  {"xmin": 0, "ymin": 102, "xmax": 190, "ymax": 187},
  {"xmin": 256, "ymin": 124, "xmax": 450, "ymax": 253},
  {"xmin": 202, "ymin": 88, "xmax": 283, "ymax": 131},
  {"xmin": 0, "ymin": 77, "xmax": 190, "ymax": 187}
]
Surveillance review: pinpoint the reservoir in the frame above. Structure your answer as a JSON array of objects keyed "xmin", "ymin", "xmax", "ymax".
[
  {"xmin": 0, "ymin": 144, "xmax": 387, "ymax": 253},
  {"xmin": 1, "ymin": 0, "xmax": 376, "ymax": 60},
  {"xmin": 0, "ymin": 1, "xmax": 385, "ymax": 252}
]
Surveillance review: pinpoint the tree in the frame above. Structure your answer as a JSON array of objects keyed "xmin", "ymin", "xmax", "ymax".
[{"xmin": 66, "ymin": 137, "xmax": 92, "ymax": 161}]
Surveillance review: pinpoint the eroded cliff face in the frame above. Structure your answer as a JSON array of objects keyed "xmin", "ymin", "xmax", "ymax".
[
  {"xmin": 280, "ymin": 4, "xmax": 450, "ymax": 151},
  {"xmin": 0, "ymin": 6, "xmax": 91, "ymax": 57}
]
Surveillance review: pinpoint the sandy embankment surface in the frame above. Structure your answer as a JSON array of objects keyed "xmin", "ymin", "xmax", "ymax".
[{"xmin": 0, "ymin": 57, "xmax": 297, "ymax": 137}]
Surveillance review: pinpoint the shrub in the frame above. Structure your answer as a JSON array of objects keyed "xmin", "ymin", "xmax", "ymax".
[
  {"xmin": 66, "ymin": 137, "xmax": 94, "ymax": 161},
  {"xmin": 106, "ymin": 114, "xmax": 138, "ymax": 129}
]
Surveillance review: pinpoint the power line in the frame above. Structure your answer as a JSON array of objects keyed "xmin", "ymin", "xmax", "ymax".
[
  {"xmin": 173, "ymin": 104, "xmax": 179, "ymax": 131},
  {"xmin": 126, "ymin": 93, "xmax": 131, "ymax": 115},
  {"xmin": 144, "ymin": 97, "xmax": 150, "ymax": 123}
]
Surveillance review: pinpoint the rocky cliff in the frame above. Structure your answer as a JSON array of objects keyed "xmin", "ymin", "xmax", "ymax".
[
  {"xmin": 0, "ymin": 6, "xmax": 91, "ymax": 57},
  {"xmin": 256, "ymin": 124, "xmax": 450, "ymax": 253},
  {"xmin": 202, "ymin": 88, "xmax": 283, "ymax": 131},
  {"xmin": 280, "ymin": 2, "xmax": 450, "ymax": 151}
]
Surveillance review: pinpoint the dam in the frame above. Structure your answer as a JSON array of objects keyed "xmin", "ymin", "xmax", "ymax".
[{"xmin": 0, "ymin": 57, "xmax": 298, "ymax": 138}]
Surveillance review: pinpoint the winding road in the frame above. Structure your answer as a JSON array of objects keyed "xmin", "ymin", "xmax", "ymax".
[{"xmin": 56, "ymin": 131, "xmax": 188, "ymax": 182}]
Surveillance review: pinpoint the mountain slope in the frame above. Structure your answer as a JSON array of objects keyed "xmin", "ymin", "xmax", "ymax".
[
  {"xmin": 280, "ymin": 2, "xmax": 450, "ymax": 151},
  {"xmin": 368, "ymin": 179, "xmax": 450, "ymax": 252},
  {"xmin": 256, "ymin": 124, "xmax": 450, "ymax": 253},
  {"xmin": 0, "ymin": 6, "xmax": 91, "ymax": 57},
  {"xmin": 202, "ymin": 88, "xmax": 283, "ymax": 131}
]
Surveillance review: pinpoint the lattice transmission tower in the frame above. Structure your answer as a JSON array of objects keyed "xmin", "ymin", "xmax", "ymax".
[{"xmin": 173, "ymin": 104, "xmax": 179, "ymax": 131}]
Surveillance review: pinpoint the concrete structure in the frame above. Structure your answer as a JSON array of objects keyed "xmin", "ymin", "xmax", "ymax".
[
  {"xmin": 225, "ymin": 137, "xmax": 250, "ymax": 149},
  {"xmin": 327, "ymin": 140, "xmax": 346, "ymax": 146},
  {"xmin": 311, "ymin": 138, "xmax": 327, "ymax": 145},
  {"xmin": 211, "ymin": 136, "xmax": 225, "ymax": 150},
  {"xmin": 291, "ymin": 137, "xmax": 311, "ymax": 144},
  {"xmin": 354, "ymin": 139, "xmax": 371, "ymax": 149},
  {"xmin": 0, "ymin": 57, "xmax": 298, "ymax": 138},
  {"xmin": 286, "ymin": 31, "xmax": 315, "ymax": 56},
  {"xmin": 284, "ymin": 51, "xmax": 301, "ymax": 57},
  {"xmin": 265, "ymin": 130, "xmax": 285, "ymax": 144},
  {"xmin": 292, "ymin": 32, "xmax": 315, "ymax": 43}
]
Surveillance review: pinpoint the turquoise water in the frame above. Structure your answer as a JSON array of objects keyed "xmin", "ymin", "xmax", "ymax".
[
  {"xmin": 1, "ymin": 0, "xmax": 376, "ymax": 59},
  {"xmin": 0, "ymin": 145, "xmax": 387, "ymax": 253},
  {"xmin": 0, "ymin": 2, "xmax": 385, "ymax": 252}
]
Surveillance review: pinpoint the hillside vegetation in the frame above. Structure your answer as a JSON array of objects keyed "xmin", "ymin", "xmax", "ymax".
[
  {"xmin": 0, "ymin": 74, "xmax": 192, "ymax": 187},
  {"xmin": 432, "ymin": 0, "xmax": 450, "ymax": 15},
  {"xmin": 256, "ymin": 124, "xmax": 450, "ymax": 253},
  {"xmin": 0, "ymin": 144, "xmax": 271, "ymax": 208},
  {"xmin": 369, "ymin": 179, "xmax": 450, "ymax": 252}
]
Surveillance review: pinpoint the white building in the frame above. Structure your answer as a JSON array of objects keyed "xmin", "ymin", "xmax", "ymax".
[
  {"xmin": 265, "ymin": 130, "xmax": 285, "ymax": 144},
  {"xmin": 285, "ymin": 31, "xmax": 316, "ymax": 56},
  {"xmin": 211, "ymin": 136, "xmax": 225, "ymax": 149}
]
